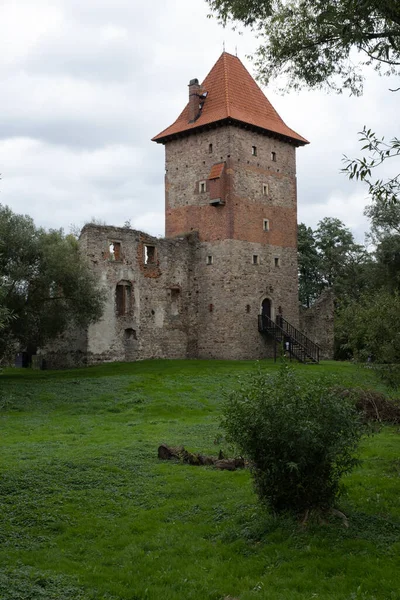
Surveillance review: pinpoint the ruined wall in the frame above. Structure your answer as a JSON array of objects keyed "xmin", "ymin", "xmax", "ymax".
[
  {"xmin": 39, "ymin": 327, "xmax": 88, "ymax": 370},
  {"xmin": 299, "ymin": 289, "xmax": 334, "ymax": 360},
  {"xmin": 76, "ymin": 224, "xmax": 199, "ymax": 364}
]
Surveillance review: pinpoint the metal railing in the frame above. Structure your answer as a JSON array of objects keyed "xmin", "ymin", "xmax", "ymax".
[{"xmin": 258, "ymin": 314, "xmax": 320, "ymax": 364}]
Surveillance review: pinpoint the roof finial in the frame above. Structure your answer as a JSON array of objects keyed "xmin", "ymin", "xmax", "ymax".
[
  {"xmin": 223, "ymin": 40, "xmax": 225, "ymax": 52},
  {"xmin": 235, "ymin": 45, "xmax": 238, "ymax": 57}
]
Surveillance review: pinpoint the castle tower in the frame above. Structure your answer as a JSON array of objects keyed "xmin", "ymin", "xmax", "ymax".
[{"xmin": 153, "ymin": 52, "xmax": 309, "ymax": 359}]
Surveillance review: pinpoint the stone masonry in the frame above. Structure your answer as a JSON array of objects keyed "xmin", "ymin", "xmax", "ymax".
[{"xmin": 44, "ymin": 52, "xmax": 324, "ymax": 367}]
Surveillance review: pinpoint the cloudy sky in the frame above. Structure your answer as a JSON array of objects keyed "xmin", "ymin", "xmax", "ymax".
[{"xmin": 0, "ymin": 0, "xmax": 397, "ymax": 242}]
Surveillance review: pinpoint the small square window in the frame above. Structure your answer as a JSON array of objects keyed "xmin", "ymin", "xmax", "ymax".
[
  {"xmin": 252, "ymin": 145, "xmax": 257, "ymax": 156},
  {"xmin": 271, "ymin": 151, "xmax": 276, "ymax": 162},
  {"xmin": 274, "ymin": 257, "xmax": 280, "ymax": 267},
  {"xmin": 253, "ymin": 254, "xmax": 260, "ymax": 265},
  {"xmin": 263, "ymin": 219, "xmax": 270, "ymax": 232},
  {"xmin": 199, "ymin": 181, "xmax": 206, "ymax": 193},
  {"xmin": 206, "ymin": 255, "xmax": 213, "ymax": 265},
  {"xmin": 262, "ymin": 183, "xmax": 268, "ymax": 196}
]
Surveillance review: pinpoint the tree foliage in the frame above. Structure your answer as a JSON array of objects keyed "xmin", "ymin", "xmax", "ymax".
[
  {"xmin": 207, "ymin": 0, "xmax": 400, "ymax": 95},
  {"xmin": 343, "ymin": 128, "xmax": 400, "ymax": 206},
  {"xmin": 0, "ymin": 204, "xmax": 104, "ymax": 360},
  {"xmin": 298, "ymin": 217, "xmax": 368, "ymax": 307},
  {"xmin": 222, "ymin": 364, "xmax": 364, "ymax": 514},
  {"xmin": 336, "ymin": 289, "xmax": 400, "ymax": 363}
]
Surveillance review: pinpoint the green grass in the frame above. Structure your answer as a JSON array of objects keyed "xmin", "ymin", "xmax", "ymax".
[{"xmin": 1, "ymin": 359, "xmax": 399, "ymax": 600}]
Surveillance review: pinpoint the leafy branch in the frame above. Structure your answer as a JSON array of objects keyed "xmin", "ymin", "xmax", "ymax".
[{"xmin": 342, "ymin": 127, "xmax": 400, "ymax": 204}]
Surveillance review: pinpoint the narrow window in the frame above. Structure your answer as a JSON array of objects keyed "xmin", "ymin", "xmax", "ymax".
[
  {"xmin": 116, "ymin": 281, "xmax": 132, "ymax": 316},
  {"xmin": 199, "ymin": 181, "xmax": 206, "ymax": 193},
  {"xmin": 109, "ymin": 241, "xmax": 121, "ymax": 261},
  {"xmin": 252, "ymin": 145, "xmax": 257, "ymax": 156},
  {"xmin": 263, "ymin": 219, "xmax": 270, "ymax": 232},
  {"xmin": 144, "ymin": 245, "xmax": 156, "ymax": 264},
  {"xmin": 274, "ymin": 257, "xmax": 280, "ymax": 268},
  {"xmin": 262, "ymin": 183, "xmax": 268, "ymax": 196},
  {"xmin": 170, "ymin": 288, "xmax": 180, "ymax": 316},
  {"xmin": 271, "ymin": 151, "xmax": 276, "ymax": 162},
  {"xmin": 206, "ymin": 255, "xmax": 213, "ymax": 265},
  {"xmin": 253, "ymin": 254, "xmax": 260, "ymax": 265},
  {"xmin": 209, "ymin": 303, "xmax": 214, "ymax": 312},
  {"xmin": 246, "ymin": 304, "xmax": 251, "ymax": 313},
  {"xmin": 209, "ymin": 143, "xmax": 213, "ymax": 153}
]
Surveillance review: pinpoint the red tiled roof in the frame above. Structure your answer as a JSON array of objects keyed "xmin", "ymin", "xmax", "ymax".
[
  {"xmin": 208, "ymin": 162, "xmax": 225, "ymax": 180},
  {"xmin": 152, "ymin": 52, "xmax": 308, "ymax": 146}
]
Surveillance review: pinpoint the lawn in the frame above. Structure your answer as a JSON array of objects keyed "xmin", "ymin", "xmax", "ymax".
[{"xmin": 0, "ymin": 359, "xmax": 399, "ymax": 600}]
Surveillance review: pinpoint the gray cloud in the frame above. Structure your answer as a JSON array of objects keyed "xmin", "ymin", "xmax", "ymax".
[{"xmin": 0, "ymin": 0, "xmax": 398, "ymax": 242}]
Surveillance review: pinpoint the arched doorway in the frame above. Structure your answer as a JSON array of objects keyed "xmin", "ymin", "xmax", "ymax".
[{"xmin": 261, "ymin": 298, "xmax": 271, "ymax": 320}]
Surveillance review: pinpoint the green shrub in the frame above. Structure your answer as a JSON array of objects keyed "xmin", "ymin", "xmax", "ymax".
[{"xmin": 222, "ymin": 364, "xmax": 365, "ymax": 514}]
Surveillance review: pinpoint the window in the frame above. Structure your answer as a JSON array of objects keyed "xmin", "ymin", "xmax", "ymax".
[
  {"xmin": 262, "ymin": 183, "xmax": 268, "ymax": 196},
  {"xmin": 274, "ymin": 257, "xmax": 280, "ymax": 268},
  {"xmin": 263, "ymin": 219, "xmax": 270, "ymax": 232},
  {"xmin": 170, "ymin": 288, "xmax": 180, "ymax": 316},
  {"xmin": 271, "ymin": 151, "xmax": 276, "ymax": 162},
  {"xmin": 124, "ymin": 328, "xmax": 137, "ymax": 340},
  {"xmin": 109, "ymin": 241, "xmax": 121, "ymax": 261},
  {"xmin": 116, "ymin": 281, "xmax": 132, "ymax": 316},
  {"xmin": 252, "ymin": 145, "xmax": 257, "ymax": 156},
  {"xmin": 144, "ymin": 245, "xmax": 156, "ymax": 264},
  {"xmin": 209, "ymin": 303, "xmax": 214, "ymax": 312},
  {"xmin": 246, "ymin": 304, "xmax": 251, "ymax": 313},
  {"xmin": 206, "ymin": 255, "xmax": 213, "ymax": 265},
  {"xmin": 199, "ymin": 181, "xmax": 206, "ymax": 193},
  {"xmin": 253, "ymin": 254, "xmax": 260, "ymax": 265},
  {"xmin": 209, "ymin": 143, "xmax": 213, "ymax": 153}
]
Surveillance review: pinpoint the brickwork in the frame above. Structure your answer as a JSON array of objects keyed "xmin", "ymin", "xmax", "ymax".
[{"xmin": 41, "ymin": 53, "xmax": 322, "ymax": 367}]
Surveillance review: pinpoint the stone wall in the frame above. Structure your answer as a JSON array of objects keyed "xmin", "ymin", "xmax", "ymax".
[
  {"xmin": 299, "ymin": 289, "xmax": 334, "ymax": 360},
  {"xmin": 66, "ymin": 224, "xmax": 199, "ymax": 365}
]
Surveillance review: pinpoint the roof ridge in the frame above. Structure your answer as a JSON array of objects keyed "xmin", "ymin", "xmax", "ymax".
[{"xmin": 223, "ymin": 52, "xmax": 230, "ymax": 115}]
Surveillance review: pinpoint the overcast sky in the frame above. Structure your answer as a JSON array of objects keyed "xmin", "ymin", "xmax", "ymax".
[{"xmin": 0, "ymin": 0, "xmax": 397, "ymax": 242}]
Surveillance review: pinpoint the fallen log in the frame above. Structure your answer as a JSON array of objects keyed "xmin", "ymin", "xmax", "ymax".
[{"xmin": 157, "ymin": 444, "xmax": 244, "ymax": 470}]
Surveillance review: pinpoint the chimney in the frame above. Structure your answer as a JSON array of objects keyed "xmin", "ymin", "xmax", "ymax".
[{"xmin": 188, "ymin": 78, "xmax": 202, "ymax": 123}]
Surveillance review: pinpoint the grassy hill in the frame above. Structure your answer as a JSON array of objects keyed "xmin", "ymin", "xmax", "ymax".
[{"xmin": 1, "ymin": 360, "xmax": 399, "ymax": 600}]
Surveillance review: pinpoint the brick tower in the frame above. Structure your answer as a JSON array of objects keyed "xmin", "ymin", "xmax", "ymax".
[{"xmin": 152, "ymin": 52, "xmax": 309, "ymax": 359}]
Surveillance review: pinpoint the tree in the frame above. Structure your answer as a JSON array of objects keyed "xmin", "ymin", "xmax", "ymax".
[
  {"xmin": 336, "ymin": 289, "xmax": 400, "ymax": 362},
  {"xmin": 298, "ymin": 223, "xmax": 321, "ymax": 307},
  {"xmin": 298, "ymin": 217, "xmax": 369, "ymax": 306},
  {"xmin": 222, "ymin": 364, "xmax": 364, "ymax": 516},
  {"xmin": 207, "ymin": 0, "xmax": 400, "ymax": 95},
  {"xmin": 0, "ymin": 204, "xmax": 104, "ymax": 361}
]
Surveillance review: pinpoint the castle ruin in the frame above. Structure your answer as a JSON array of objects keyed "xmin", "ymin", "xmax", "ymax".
[{"xmin": 45, "ymin": 53, "xmax": 327, "ymax": 368}]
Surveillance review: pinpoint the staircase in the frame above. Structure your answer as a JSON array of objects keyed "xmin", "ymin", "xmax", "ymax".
[{"xmin": 258, "ymin": 314, "xmax": 320, "ymax": 364}]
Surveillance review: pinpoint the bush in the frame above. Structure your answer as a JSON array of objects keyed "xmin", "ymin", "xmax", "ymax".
[{"xmin": 222, "ymin": 364, "xmax": 365, "ymax": 515}]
